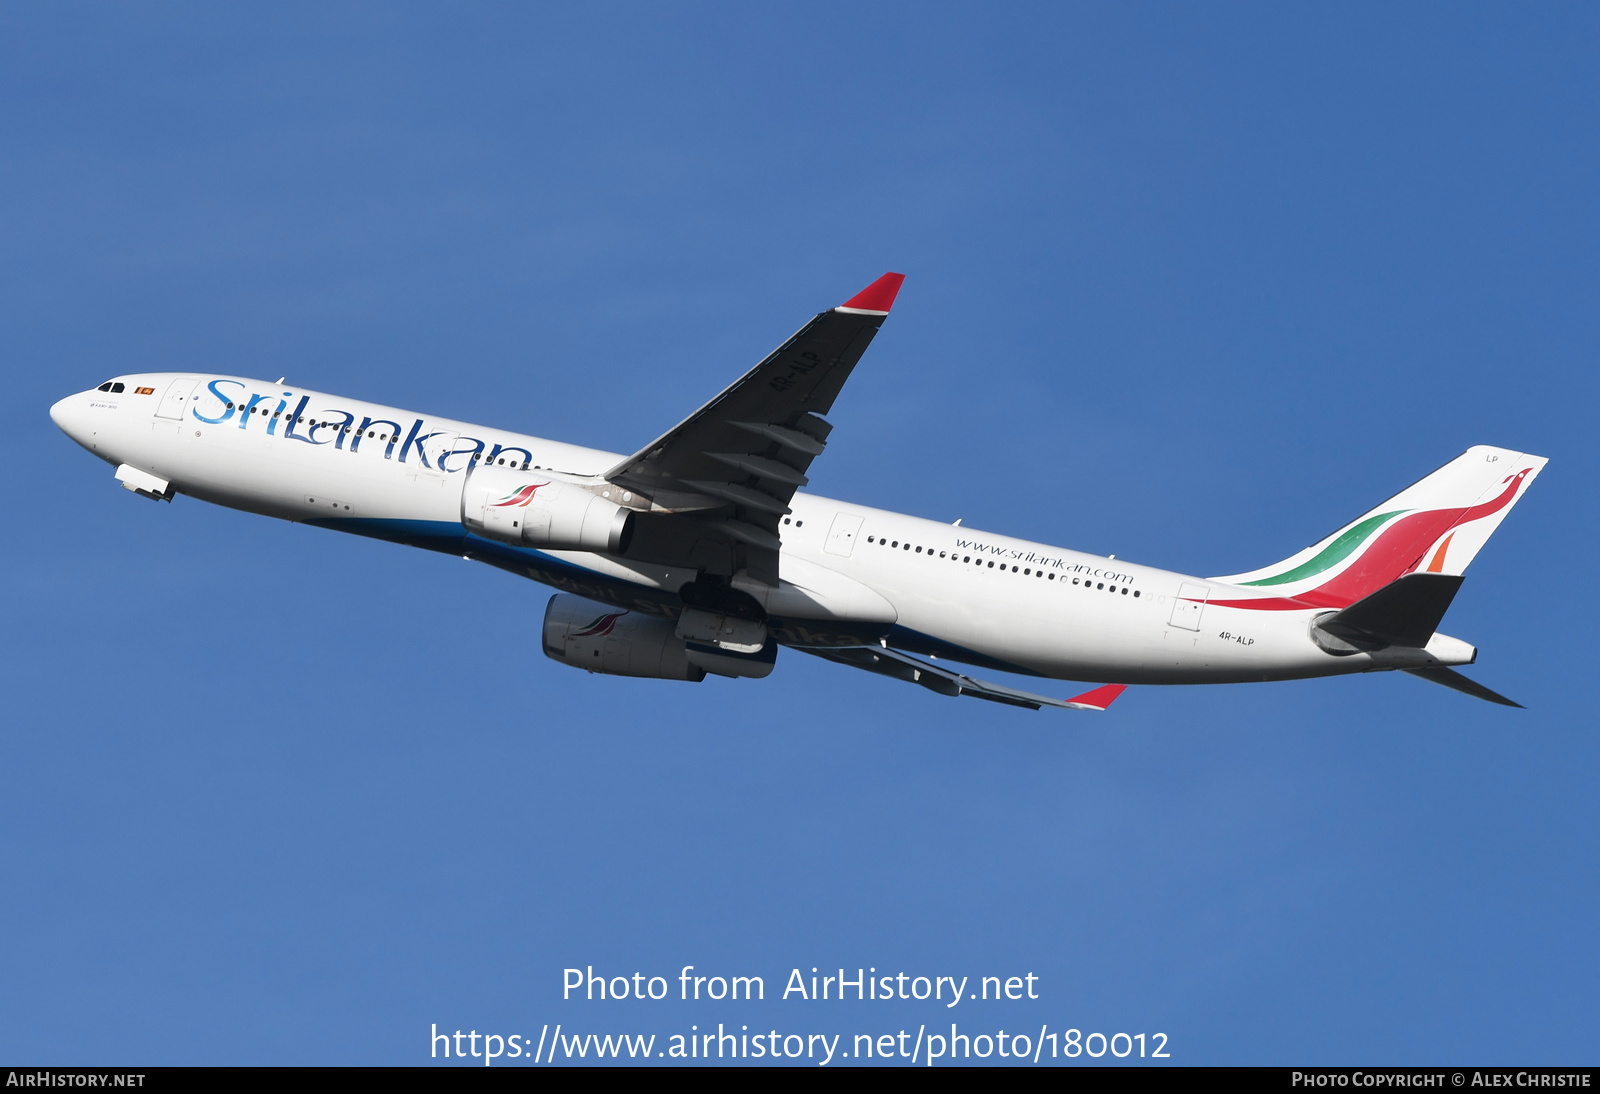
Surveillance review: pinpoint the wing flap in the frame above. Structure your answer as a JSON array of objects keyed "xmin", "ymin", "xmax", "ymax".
[{"xmin": 799, "ymin": 644, "xmax": 1124, "ymax": 712}]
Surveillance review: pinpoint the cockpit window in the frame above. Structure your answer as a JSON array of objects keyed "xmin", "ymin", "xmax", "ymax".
[{"xmin": 98, "ymin": 382, "xmax": 113, "ymax": 392}]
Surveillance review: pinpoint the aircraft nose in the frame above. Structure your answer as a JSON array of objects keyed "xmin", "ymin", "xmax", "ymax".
[{"xmin": 50, "ymin": 393, "xmax": 85, "ymax": 439}]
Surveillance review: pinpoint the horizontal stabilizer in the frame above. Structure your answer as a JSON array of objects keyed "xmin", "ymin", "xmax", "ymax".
[
  {"xmin": 798, "ymin": 645, "xmax": 1116, "ymax": 712},
  {"xmin": 1317, "ymin": 573, "xmax": 1464, "ymax": 649},
  {"xmin": 1404, "ymin": 667, "xmax": 1522, "ymax": 708}
]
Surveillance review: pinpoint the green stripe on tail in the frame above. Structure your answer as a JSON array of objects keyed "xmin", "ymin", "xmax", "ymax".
[{"xmin": 1241, "ymin": 510, "xmax": 1408, "ymax": 587}]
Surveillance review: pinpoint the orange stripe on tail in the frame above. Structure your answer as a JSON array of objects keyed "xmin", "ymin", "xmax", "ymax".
[{"xmin": 1426, "ymin": 532, "xmax": 1455, "ymax": 574}]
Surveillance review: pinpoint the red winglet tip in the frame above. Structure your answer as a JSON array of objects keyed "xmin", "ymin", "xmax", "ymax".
[
  {"xmin": 840, "ymin": 272, "xmax": 906, "ymax": 313},
  {"xmin": 1066, "ymin": 683, "xmax": 1126, "ymax": 711}
]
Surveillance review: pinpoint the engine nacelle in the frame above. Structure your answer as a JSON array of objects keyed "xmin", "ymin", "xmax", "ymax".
[
  {"xmin": 542, "ymin": 595, "xmax": 705, "ymax": 681},
  {"xmin": 462, "ymin": 465, "xmax": 633, "ymax": 553}
]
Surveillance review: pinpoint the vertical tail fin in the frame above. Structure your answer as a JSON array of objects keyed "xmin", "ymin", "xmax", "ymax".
[{"xmin": 1213, "ymin": 446, "xmax": 1547, "ymax": 609}]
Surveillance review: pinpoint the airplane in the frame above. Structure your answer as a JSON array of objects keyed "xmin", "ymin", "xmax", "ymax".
[{"xmin": 49, "ymin": 273, "xmax": 1545, "ymax": 712}]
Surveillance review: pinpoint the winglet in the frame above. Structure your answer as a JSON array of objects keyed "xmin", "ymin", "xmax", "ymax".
[
  {"xmin": 1064, "ymin": 683, "xmax": 1126, "ymax": 711},
  {"xmin": 837, "ymin": 272, "xmax": 906, "ymax": 314}
]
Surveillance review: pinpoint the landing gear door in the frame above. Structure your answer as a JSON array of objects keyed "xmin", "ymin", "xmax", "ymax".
[
  {"xmin": 1169, "ymin": 582, "xmax": 1209, "ymax": 631},
  {"xmin": 823, "ymin": 513, "xmax": 864, "ymax": 557}
]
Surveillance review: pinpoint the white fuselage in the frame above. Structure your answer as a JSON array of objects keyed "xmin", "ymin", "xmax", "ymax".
[{"xmin": 50, "ymin": 373, "xmax": 1469, "ymax": 687}]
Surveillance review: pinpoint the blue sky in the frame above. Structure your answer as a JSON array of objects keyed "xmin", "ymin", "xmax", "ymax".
[{"xmin": 2, "ymin": 2, "xmax": 1595, "ymax": 1066}]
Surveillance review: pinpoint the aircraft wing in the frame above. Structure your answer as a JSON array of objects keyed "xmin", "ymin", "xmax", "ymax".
[
  {"xmin": 607, "ymin": 273, "xmax": 904, "ymax": 585},
  {"xmin": 799, "ymin": 644, "xmax": 1127, "ymax": 712}
]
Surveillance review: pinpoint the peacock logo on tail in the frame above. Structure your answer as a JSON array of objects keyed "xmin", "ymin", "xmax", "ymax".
[{"xmin": 1213, "ymin": 465, "xmax": 1538, "ymax": 612}]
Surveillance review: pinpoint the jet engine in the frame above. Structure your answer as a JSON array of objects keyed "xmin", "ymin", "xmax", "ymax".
[
  {"xmin": 542, "ymin": 595, "xmax": 779, "ymax": 681},
  {"xmin": 463, "ymin": 465, "xmax": 634, "ymax": 553},
  {"xmin": 543, "ymin": 595, "xmax": 706, "ymax": 681}
]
